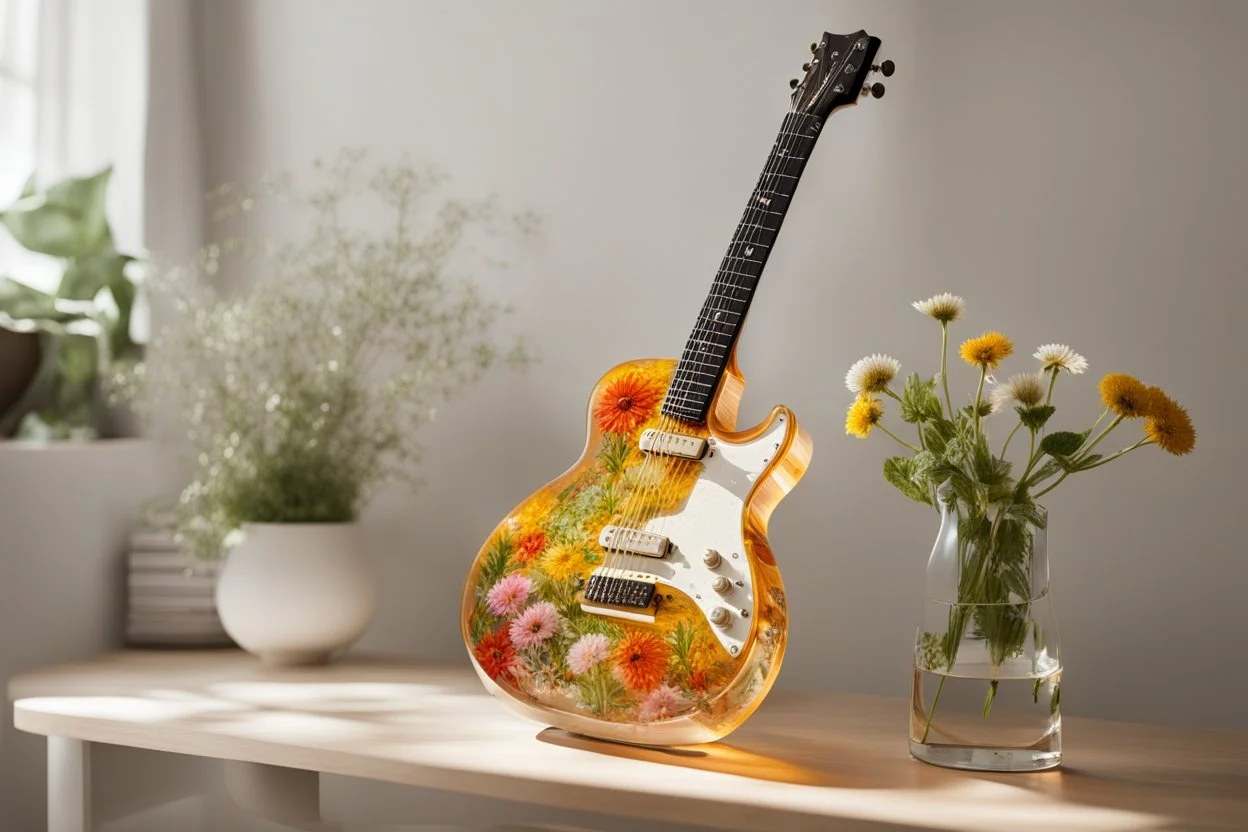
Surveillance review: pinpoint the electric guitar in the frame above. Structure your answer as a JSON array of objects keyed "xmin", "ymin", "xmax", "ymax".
[{"xmin": 462, "ymin": 30, "xmax": 891, "ymax": 745}]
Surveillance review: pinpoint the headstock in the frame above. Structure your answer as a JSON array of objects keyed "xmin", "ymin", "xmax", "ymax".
[{"xmin": 789, "ymin": 30, "xmax": 892, "ymax": 118}]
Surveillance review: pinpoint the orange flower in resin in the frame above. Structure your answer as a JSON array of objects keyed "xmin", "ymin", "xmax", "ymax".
[
  {"xmin": 513, "ymin": 529, "xmax": 547, "ymax": 565},
  {"xmin": 612, "ymin": 630, "xmax": 671, "ymax": 692},
  {"xmin": 594, "ymin": 371, "xmax": 664, "ymax": 435},
  {"xmin": 474, "ymin": 627, "xmax": 518, "ymax": 681}
]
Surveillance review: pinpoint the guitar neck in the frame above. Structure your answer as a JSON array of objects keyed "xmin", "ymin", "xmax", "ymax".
[{"xmin": 661, "ymin": 111, "xmax": 825, "ymax": 423}]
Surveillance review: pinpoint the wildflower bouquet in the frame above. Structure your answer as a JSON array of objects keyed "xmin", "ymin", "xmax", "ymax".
[{"xmin": 844, "ymin": 293, "xmax": 1195, "ymax": 705}]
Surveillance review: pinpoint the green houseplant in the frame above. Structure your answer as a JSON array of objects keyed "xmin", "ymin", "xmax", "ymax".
[
  {"xmin": 118, "ymin": 151, "xmax": 536, "ymax": 663},
  {"xmin": 0, "ymin": 166, "xmax": 141, "ymax": 439}
]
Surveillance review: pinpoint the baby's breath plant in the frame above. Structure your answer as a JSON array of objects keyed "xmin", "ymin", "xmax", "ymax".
[
  {"xmin": 117, "ymin": 151, "xmax": 536, "ymax": 557},
  {"xmin": 844, "ymin": 293, "xmax": 1196, "ymax": 736}
]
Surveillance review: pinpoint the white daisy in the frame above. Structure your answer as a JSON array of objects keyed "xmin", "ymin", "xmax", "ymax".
[
  {"xmin": 845, "ymin": 354, "xmax": 901, "ymax": 394},
  {"xmin": 1034, "ymin": 344, "xmax": 1088, "ymax": 375},
  {"xmin": 990, "ymin": 373, "xmax": 1047, "ymax": 412},
  {"xmin": 911, "ymin": 292, "xmax": 966, "ymax": 324}
]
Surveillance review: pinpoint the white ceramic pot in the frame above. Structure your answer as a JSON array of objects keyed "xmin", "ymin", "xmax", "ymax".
[{"xmin": 216, "ymin": 523, "xmax": 378, "ymax": 666}]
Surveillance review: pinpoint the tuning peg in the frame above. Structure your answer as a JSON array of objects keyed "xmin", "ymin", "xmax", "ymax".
[
  {"xmin": 802, "ymin": 62, "xmax": 811, "ymax": 71},
  {"xmin": 809, "ymin": 42, "xmax": 818, "ymax": 54},
  {"xmin": 789, "ymin": 78, "xmax": 800, "ymax": 89},
  {"xmin": 872, "ymin": 60, "xmax": 896, "ymax": 77},
  {"xmin": 862, "ymin": 82, "xmax": 886, "ymax": 99}
]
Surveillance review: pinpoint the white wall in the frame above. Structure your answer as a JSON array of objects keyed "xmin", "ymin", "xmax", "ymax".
[
  {"xmin": 194, "ymin": 0, "xmax": 1248, "ymax": 728},
  {"xmin": 8, "ymin": 0, "xmax": 1247, "ymax": 828}
]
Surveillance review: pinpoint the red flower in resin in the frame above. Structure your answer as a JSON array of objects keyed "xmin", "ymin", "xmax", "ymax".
[
  {"xmin": 474, "ymin": 627, "xmax": 518, "ymax": 681},
  {"xmin": 594, "ymin": 371, "xmax": 664, "ymax": 435}
]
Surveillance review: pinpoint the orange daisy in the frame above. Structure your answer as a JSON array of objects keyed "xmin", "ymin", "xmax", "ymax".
[
  {"xmin": 612, "ymin": 629, "xmax": 671, "ymax": 692},
  {"xmin": 474, "ymin": 627, "xmax": 518, "ymax": 681},
  {"xmin": 594, "ymin": 371, "xmax": 665, "ymax": 435},
  {"xmin": 513, "ymin": 529, "xmax": 547, "ymax": 565}
]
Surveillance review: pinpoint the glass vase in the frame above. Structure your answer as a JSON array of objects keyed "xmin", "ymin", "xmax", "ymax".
[{"xmin": 910, "ymin": 489, "xmax": 1061, "ymax": 771}]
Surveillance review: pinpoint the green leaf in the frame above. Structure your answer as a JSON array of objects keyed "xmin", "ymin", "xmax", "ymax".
[
  {"xmin": 963, "ymin": 402, "xmax": 993, "ymax": 418},
  {"xmin": 922, "ymin": 417, "xmax": 955, "ymax": 455},
  {"xmin": 59, "ymin": 248, "xmax": 131, "ymax": 300},
  {"xmin": 0, "ymin": 278, "xmax": 60, "ymax": 322},
  {"xmin": 899, "ymin": 373, "xmax": 943, "ymax": 424},
  {"xmin": 1016, "ymin": 404, "xmax": 1056, "ymax": 431},
  {"xmin": 1002, "ymin": 497, "xmax": 1047, "ymax": 529},
  {"xmin": 1, "ymin": 166, "xmax": 114, "ymax": 257},
  {"xmin": 884, "ymin": 456, "xmax": 932, "ymax": 505},
  {"xmin": 1040, "ymin": 431, "xmax": 1086, "ymax": 458},
  {"xmin": 56, "ymin": 334, "xmax": 99, "ymax": 384},
  {"xmin": 1076, "ymin": 453, "xmax": 1104, "ymax": 471}
]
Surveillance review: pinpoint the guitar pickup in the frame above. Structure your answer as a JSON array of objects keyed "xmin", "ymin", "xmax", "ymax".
[
  {"xmin": 582, "ymin": 568, "xmax": 657, "ymax": 613},
  {"xmin": 639, "ymin": 428, "xmax": 707, "ymax": 460},
  {"xmin": 599, "ymin": 525, "xmax": 669, "ymax": 558}
]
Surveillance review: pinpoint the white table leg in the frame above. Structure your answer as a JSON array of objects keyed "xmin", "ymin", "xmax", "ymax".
[{"xmin": 47, "ymin": 737, "xmax": 91, "ymax": 832}]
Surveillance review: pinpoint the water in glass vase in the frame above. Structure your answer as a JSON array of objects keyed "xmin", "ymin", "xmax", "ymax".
[{"xmin": 911, "ymin": 663, "xmax": 1061, "ymax": 772}]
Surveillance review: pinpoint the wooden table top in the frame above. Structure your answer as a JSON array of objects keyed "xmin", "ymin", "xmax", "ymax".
[{"xmin": 9, "ymin": 650, "xmax": 1247, "ymax": 831}]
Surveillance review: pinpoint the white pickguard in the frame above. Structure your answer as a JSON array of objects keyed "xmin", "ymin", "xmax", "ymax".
[{"xmin": 627, "ymin": 416, "xmax": 789, "ymax": 655}]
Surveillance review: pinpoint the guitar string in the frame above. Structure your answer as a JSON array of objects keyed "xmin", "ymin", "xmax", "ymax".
[
  {"xmin": 609, "ymin": 110, "xmax": 812, "ymax": 610},
  {"xmin": 649, "ymin": 111, "xmax": 812, "ymax": 547},
  {"xmin": 607, "ymin": 111, "xmax": 807, "ymax": 592},
  {"xmin": 622, "ymin": 110, "xmax": 810, "ymax": 591}
]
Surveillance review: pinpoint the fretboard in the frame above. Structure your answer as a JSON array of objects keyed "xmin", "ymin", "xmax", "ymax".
[{"xmin": 661, "ymin": 111, "xmax": 824, "ymax": 423}]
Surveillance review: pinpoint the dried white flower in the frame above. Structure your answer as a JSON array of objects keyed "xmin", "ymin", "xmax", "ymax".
[
  {"xmin": 845, "ymin": 354, "xmax": 902, "ymax": 394},
  {"xmin": 116, "ymin": 151, "xmax": 537, "ymax": 559},
  {"xmin": 1034, "ymin": 343, "xmax": 1088, "ymax": 375},
  {"xmin": 912, "ymin": 292, "xmax": 965, "ymax": 324},
  {"xmin": 990, "ymin": 373, "xmax": 1047, "ymax": 412}
]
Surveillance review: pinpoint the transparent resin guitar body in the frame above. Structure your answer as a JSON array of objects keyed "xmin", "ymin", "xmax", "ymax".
[{"xmin": 460, "ymin": 358, "xmax": 811, "ymax": 744}]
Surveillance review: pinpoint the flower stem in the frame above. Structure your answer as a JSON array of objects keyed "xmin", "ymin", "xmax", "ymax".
[
  {"xmin": 972, "ymin": 366, "xmax": 986, "ymax": 434},
  {"xmin": 1045, "ymin": 367, "xmax": 1059, "ymax": 405},
  {"xmin": 940, "ymin": 323, "xmax": 954, "ymax": 419},
  {"xmin": 1033, "ymin": 438, "xmax": 1152, "ymax": 499},
  {"xmin": 1077, "ymin": 414, "xmax": 1125, "ymax": 462},
  {"xmin": 1001, "ymin": 420, "xmax": 1023, "ymax": 458},
  {"xmin": 921, "ymin": 674, "xmax": 947, "ymax": 743},
  {"xmin": 878, "ymin": 424, "xmax": 922, "ymax": 452}
]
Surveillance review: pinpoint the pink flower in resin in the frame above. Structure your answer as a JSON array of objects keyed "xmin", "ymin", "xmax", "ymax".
[
  {"xmin": 485, "ymin": 573, "xmax": 532, "ymax": 617},
  {"xmin": 638, "ymin": 683, "xmax": 688, "ymax": 722},
  {"xmin": 567, "ymin": 633, "xmax": 611, "ymax": 675},
  {"xmin": 509, "ymin": 601, "xmax": 561, "ymax": 650}
]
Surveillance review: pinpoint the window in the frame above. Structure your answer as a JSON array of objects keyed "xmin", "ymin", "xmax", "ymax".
[
  {"xmin": 0, "ymin": 0, "xmax": 40, "ymax": 201},
  {"xmin": 0, "ymin": 0, "xmax": 64, "ymax": 291}
]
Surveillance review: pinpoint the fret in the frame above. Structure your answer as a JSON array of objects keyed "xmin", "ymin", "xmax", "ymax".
[
  {"xmin": 664, "ymin": 391, "xmax": 711, "ymax": 406},
  {"xmin": 713, "ymin": 274, "xmax": 758, "ymax": 288},
  {"xmin": 723, "ymin": 255, "xmax": 764, "ymax": 265},
  {"xmin": 736, "ymin": 222, "xmax": 775, "ymax": 233}
]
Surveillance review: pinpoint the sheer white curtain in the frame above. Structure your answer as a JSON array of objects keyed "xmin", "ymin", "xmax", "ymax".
[{"xmin": 0, "ymin": 0, "xmax": 150, "ymax": 293}]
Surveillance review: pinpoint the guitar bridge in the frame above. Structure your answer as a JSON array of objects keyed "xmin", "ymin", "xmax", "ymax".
[{"xmin": 582, "ymin": 568, "xmax": 657, "ymax": 614}]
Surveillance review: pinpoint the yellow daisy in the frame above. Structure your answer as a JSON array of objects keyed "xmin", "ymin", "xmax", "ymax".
[
  {"xmin": 846, "ymin": 395, "xmax": 884, "ymax": 439},
  {"xmin": 1144, "ymin": 389, "xmax": 1196, "ymax": 455},
  {"xmin": 1098, "ymin": 373, "xmax": 1155, "ymax": 418},
  {"xmin": 541, "ymin": 543, "xmax": 586, "ymax": 581},
  {"xmin": 960, "ymin": 331, "xmax": 1014, "ymax": 369}
]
